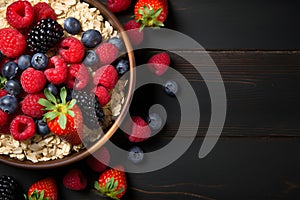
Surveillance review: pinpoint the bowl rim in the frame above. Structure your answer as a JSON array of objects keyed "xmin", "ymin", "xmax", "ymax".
[{"xmin": 0, "ymin": 0, "xmax": 135, "ymax": 169}]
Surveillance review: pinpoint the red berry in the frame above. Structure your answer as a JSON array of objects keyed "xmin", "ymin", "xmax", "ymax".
[
  {"xmin": 0, "ymin": 109, "xmax": 9, "ymax": 127},
  {"xmin": 58, "ymin": 37, "xmax": 85, "ymax": 63},
  {"xmin": 0, "ymin": 89, "xmax": 7, "ymax": 98},
  {"xmin": 108, "ymin": 0, "xmax": 132, "ymax": 13},
  {"xmin": 95, "ymin": 43, "xmax": 118, "ymax": 65},
  {"xmin": 86, "ymin": 147, "xmax": 110, "ymax": 172},
  {"xmin": 21, "ymin": 93, "xmax": 45, "ymax": 118},
  {"xmin": 45, "ymin": 56, "xmax": 68, "ymax": 85},
  {"xmin": 93, "ymin": 65, "xmax": 118, "ymax": 90},
  {"xmin": 33, "ymin": 2, "xmax": 57, "ymax": 25},
  {"xmin": 126, "ymin": 116, "xmax": 151, "ymax": 142},
  {"xmin": 10, "ymin": 115, "xmax": 36, "ymax": 141},
  {"xmin": 63, "ymin": 169, "xmax": 87, "ymax": 191},
  {"xmin": 93, "ymin": 86, "xmax": 111, "ymax": 107},
  {"xmin": 124, "ymin": 20, "xmax": 144, "ymax": 46},
  {"xmin": 148, "ymin": 52, "xmax": 170, "ymax": 76},
  {"xmin": 21, "ymin": 68, "xmax": 46, "ymax": 94},
  {"xmin": 65, "ymin": 63, "xmax": 89, "ymax": 90},
  {"xmin": 0, "ymin": 28, "xmax": 26, "ymax": 58},
  {"xmin": 6, "ymin": 1, "xmax": 34, "ymax": 29}
]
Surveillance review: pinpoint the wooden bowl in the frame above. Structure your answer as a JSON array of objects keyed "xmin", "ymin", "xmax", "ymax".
[{"xmin": 0, "ymin": 0, "xmax": 135, "ymax": 169}]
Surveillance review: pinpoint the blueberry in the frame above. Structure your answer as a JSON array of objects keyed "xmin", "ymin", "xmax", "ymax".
[
  {"xmin": 47, "ymin": 83, "xmax": 58, "ymax": 96},
  {"xmin": 147, "ymin": 113, "xmax": 163, "ymax": 131},
  {"xmin": 115, "ymin": 59, "xmax": 129, "ymax": 75},
  {"xmin": 64, "ymin": 17, "xmax": 81, "ymax": 35},
  {"xmin": 31, "ymin": 53, "xmax": 48, "ymax": 70},
  {"xmin": 36, "ymin": 119, "xmax": 50, "ymax": 136},
  {"xmin": 1, "ymin": 62, "xmax": 18, "ymax": 79},
  {"xmin": 81, "ymin": 30, "xmax": 102, "ymax": 48},
  {"xmin": 66, "ymin": 88, "xmax": 73, "ymax": 102},
  {"xmin": 107, "ymin": 37, "xmax": 125, "ymax": 52},
  {"xmin": 128, "ymin": 146, "xmax": 144, "ymax": 164},
  {"xmin": 163, "ymin": 80, "xmax": 178, "ymax": 96},
  {"xmin": 0, "ymin": 95, "xmax": 18, "ymax": 114},
  {"xmin": 18, "ymin": 55, "xmax": 32, "ymax": 70},
  {"xmin": 83, "ymin": 50, "xmax": 99, "ymax": 67},
  {"xmin": 5, "ymin": 80, "xmax": 21, "ymax": 96}
]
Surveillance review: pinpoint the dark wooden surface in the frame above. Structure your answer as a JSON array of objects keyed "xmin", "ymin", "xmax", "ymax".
[{"xmin": 1, "ymin": 0, "xmax": 300, "ymax": 199}]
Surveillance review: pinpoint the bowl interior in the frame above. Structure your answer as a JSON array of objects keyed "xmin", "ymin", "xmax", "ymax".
[{"xmin": 0, "ymin": 0, "xmax": 135, "ymax": 169}]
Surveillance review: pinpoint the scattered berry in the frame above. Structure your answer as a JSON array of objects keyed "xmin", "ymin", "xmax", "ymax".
[
  {"xmin": 5, "ymin": 80, "xmax": 21, "ymax": 96},
  {"xmin": 36, "ymin": 119, "xmax": 50, "ymax": 136},
  {"xmin": 58, "ymin": 37, "xmax": 85, "ymax": 63},
  {"xmin": 115, "ymin": 59, "xmax": 129, "ymax": 75},
  {"xmin": 83, "ymin": 50, "xmax": 99, "ymax": 68},
  {"xmin": 6, "ymin": 1, "xmax": 34, "ymax": 29},
  {"xmin": 0, "ymin": 89, "xmax": 7, "ymax": 98},
  {"xmin": 44, "ymin": 56, "xmax": 68, "ymax": 85},
  {"xmin": 0, "ymin": 175, "xmax": 24, "ymax": 200},
  {"xmin": 0, "ymin": 51, "xmax": 2, "ymax": 62},
  {"xmin": 126, "ymin": 116, "xmax": 151, "ymax": 142},
  {"xmin": 47, "ymin": 83, "xmax": 58, "ymax": 96},
  {"xmin": 81, "ymin": 29, "xmax": 102, "ymax": 48},
  {"xmin": 64, "ymin": 17, "xmax": 81, "ymax": 35},
  {"xmin": 0, "ymin": 95, "xmax": 18, "ymax": 114},
  {"xmin": 95, "ymin": 97, "xmax": 105, "ymax": 124},
  {"xmin": 0, "ymin": 28, "xmax": 26, "ymax": 58},
  {"xmin": 65, "ymin": 63, "xmax": 89, "ymax": 90},
  {"xmin": 18, "ymin": 55, "xmax": 32, "ymax": 70},
  {"xmin": 95, "ymin": 43, "xmax": 119, "ymax": 65},
  {"xmin": 21, "ymin": 67, "xmax": 46, "ymax": 93},
  {"xmin": 31, "ymin": 53, "xmax": 48, "ymax": 70},
  {"xmin": 108, "ymin": 0, "xmax": 132, "ymax": 13},
  {"xmin": 1, "ymin": 61, "xmax": 19, "ymax": 79},
  {"xmin": 21, "ymin": 93, "xmax": 45, "ymax": 118},
  {"xmin": 63, "ymin": 169, "xmax": 87, "ymax": 191},
  {"xmin": 27, "ymin": 18, "xmax": 63, "ymax": 53},
  {"xmin": 147, "ymin": 113, "xmax": 163, "ymax": 130},
  {"xmin": 128, "ymin": 146, "xmax": 144, "ymax": 164},
  {"xmin": 94, "ymin": 85, "xmax": 111, "ymax": 107},
  {"xmin": 148, "ymin": 52, "xmax": 170, "ymax": 76},
  {"xmin": 93, "ymin": 65, "xmax": 118, "ymax": 89},
  {"xmin": 86, "ymin": 147, "xmax": 110, "ymax": 172},
  {"xmin": 27, "ymin": 177, "xmax": 58, "ymax": 200},
  {"xmin": 0, "ymin": 109, "xmax": 9, "ymax": 126},
  {"xmin": 163, "ymin": 80, "xmax": 178, "ymax": 96},
  {"xmin": 10, "ymin": 115, "xmax": 35, "ymax": 141},
  {"xmin": 33, "ymin": 2, "xmax": 57, "ymax": 24},
  {"xmin": 124, "ymin": 20, "xmax": 144, "ymax": 46}
]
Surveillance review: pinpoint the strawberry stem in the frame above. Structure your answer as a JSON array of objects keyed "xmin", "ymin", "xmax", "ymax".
[{"xmin": 136, "ymin": 6, "xmax": 164, "ymax": 30}]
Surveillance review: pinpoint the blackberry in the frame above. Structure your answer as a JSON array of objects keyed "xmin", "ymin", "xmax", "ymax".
[
  {"xmin": 95, "ymin": 97, "xmax": 105, "ymax": 124},
  {"xmin": 0, "ymin": 175, "xmax": 24, "ymax": 200},
  {"xmin": 27, "ymin": 18, "xmax": 64, "ymax": 53}
]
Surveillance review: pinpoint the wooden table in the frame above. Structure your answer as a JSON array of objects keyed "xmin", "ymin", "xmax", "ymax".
[{"xmin": 1, "ymin": 0, "xmax": 300, "ymax": 199}]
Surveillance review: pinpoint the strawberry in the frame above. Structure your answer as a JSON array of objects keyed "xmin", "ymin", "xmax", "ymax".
[
  {"xmin": 134, "ymin": 0, "xmax": 168, "ymax": 29},
  {"xmin": 94, "ymin": 166, "xmax": 127, "ymax": 199},
  {"xmin": 27, "ymin": 177, "xmax": 58, "ymax": 200},
  {"xmin": 38, "ymin": 87, "xmax": 83, "ymax": 145},
  {"xmin": 126, "ymin": 116, "xmax": 151, "ymax": 142},
  {"xmin": 147, "ymin": 52, "xmax": 170, "ymax": 76}
]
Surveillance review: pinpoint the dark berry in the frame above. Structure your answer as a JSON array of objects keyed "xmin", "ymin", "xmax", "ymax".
[
  {"xmin": 107, "ymin": 37, "xmax": 125, "ymax": 52},
  {"xmin": 1, "ymin": 61, "xmax": 19, "ymax": 79},
  {"xmin": 47, "ymin": 83, "xmax": 58, "ymax": 96},
  {"xmin": 95, "ymin": 97, "xmax": 105, "ymax": 124},
  {"xmin": 18, "ymin": 55, "xmax": 32, "ymax": 70},
  {"xmin": 5, "ymin": 80, "xmax": 21, "ymax": 96},
  {"xmin": 81, "ymin": 30, "xmax": 102, "ymax": 48},
  {"xmin": 163, "ymin": 80, "xmax": 178, "ymax": 96},
  {"xmin": 83, "ymin": 50, "xmax": 99, "ymax": 67},
  {"xmin": 64, "ymin": 17, "xmax": 81, "ymax": 35},
  {"xmin": 31, "ymin": 53, "xmax": 48, "ymax": 70},
  {"xmin": 36, "ymin": 119, "xmax": 50, "ymax": 136},
  {"xmin": 0, "ymin": 95, "xmax": 18, "ymax": 114},
  {"xmin": 66, "ymin": 87, "xmax": 73, "ymax": 102},
  {"xmin": 0, "ymin": 51, "xmax": 2, "ymax": 62},
  {"xmin": 0, "ymin": 175, "xmax": 24, "ymax": 200},
  {"xmin": 128, "ymin": 146, "xmax": 144, "ymax": 164},
  {"xmin": 115, "ymin": 59, "xmax": 129, "ymax": 75},
  {"xmin": 147, "ymin": 113, "xmax": 163, "ymax": 131}
]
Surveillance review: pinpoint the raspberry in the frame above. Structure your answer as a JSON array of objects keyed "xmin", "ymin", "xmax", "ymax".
[
  {"xmin": 63, "ymin": 169, "xmax": 87, "ymax": 191},
  {"xmin": 44, "ymin": 56, "xmax": 68, "ymax": 85},
  {"xmin": 10, "ymin": 115, "xmax": 35, "ymax": 141},
  {"xmin": 93, "ymin": 86, "xmax": 110, "ymax": 107},
  {"xmin": 93, "ymin": 65, "xmax": 118, "ymax": 90},
  {"xmin": 21, "ymin": 93, "xmax": 45, "ymax": 118},
  {"xmin": 0, "ymin": 89, "xmax": 7, "ymax": 98},
  {"xmin": 108, "ymin": 0, "xmax": 132, "ymax": 13},
  {"xmin": 6, "ymin": 1, "xmax": 34, "ymax": 29},
  {"xmin": 95, "ymin": 43, "xmax": 119, "ymax": 65},
  {"xmin": 147, "ymin": 52, "xmax": 170, "ymax": 76},
  {"xmin": 21, "ymin": 68, "xmax": 46, "ymax": 94},
  {"xmin": 65, "ymin": 63, "xmax": 89, "ymax": 90},
  {"xmin": 33, "ymin": 2, "xmax": 57, "ymax": 25},
  {"xmin": 0, "ymin": 28, "xmax": 26, "ymax": 58},
  {"xmin": 0, "ymin": 109, "xmax": 9, "ymax": 127},
  {"xmin": 124, "ymin": 20, "xmax": 144, "ymax": 46},
  {"xmin": 58, "ymin": 37, "xmax": 85, "ymax": 63},
  {"xmin": 126, "ymin": 116, "xmax": 151, "ymax": 142},
  {"xmin": 86, "ymin": 147, "xmax": 110, "ymax": 172}
]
